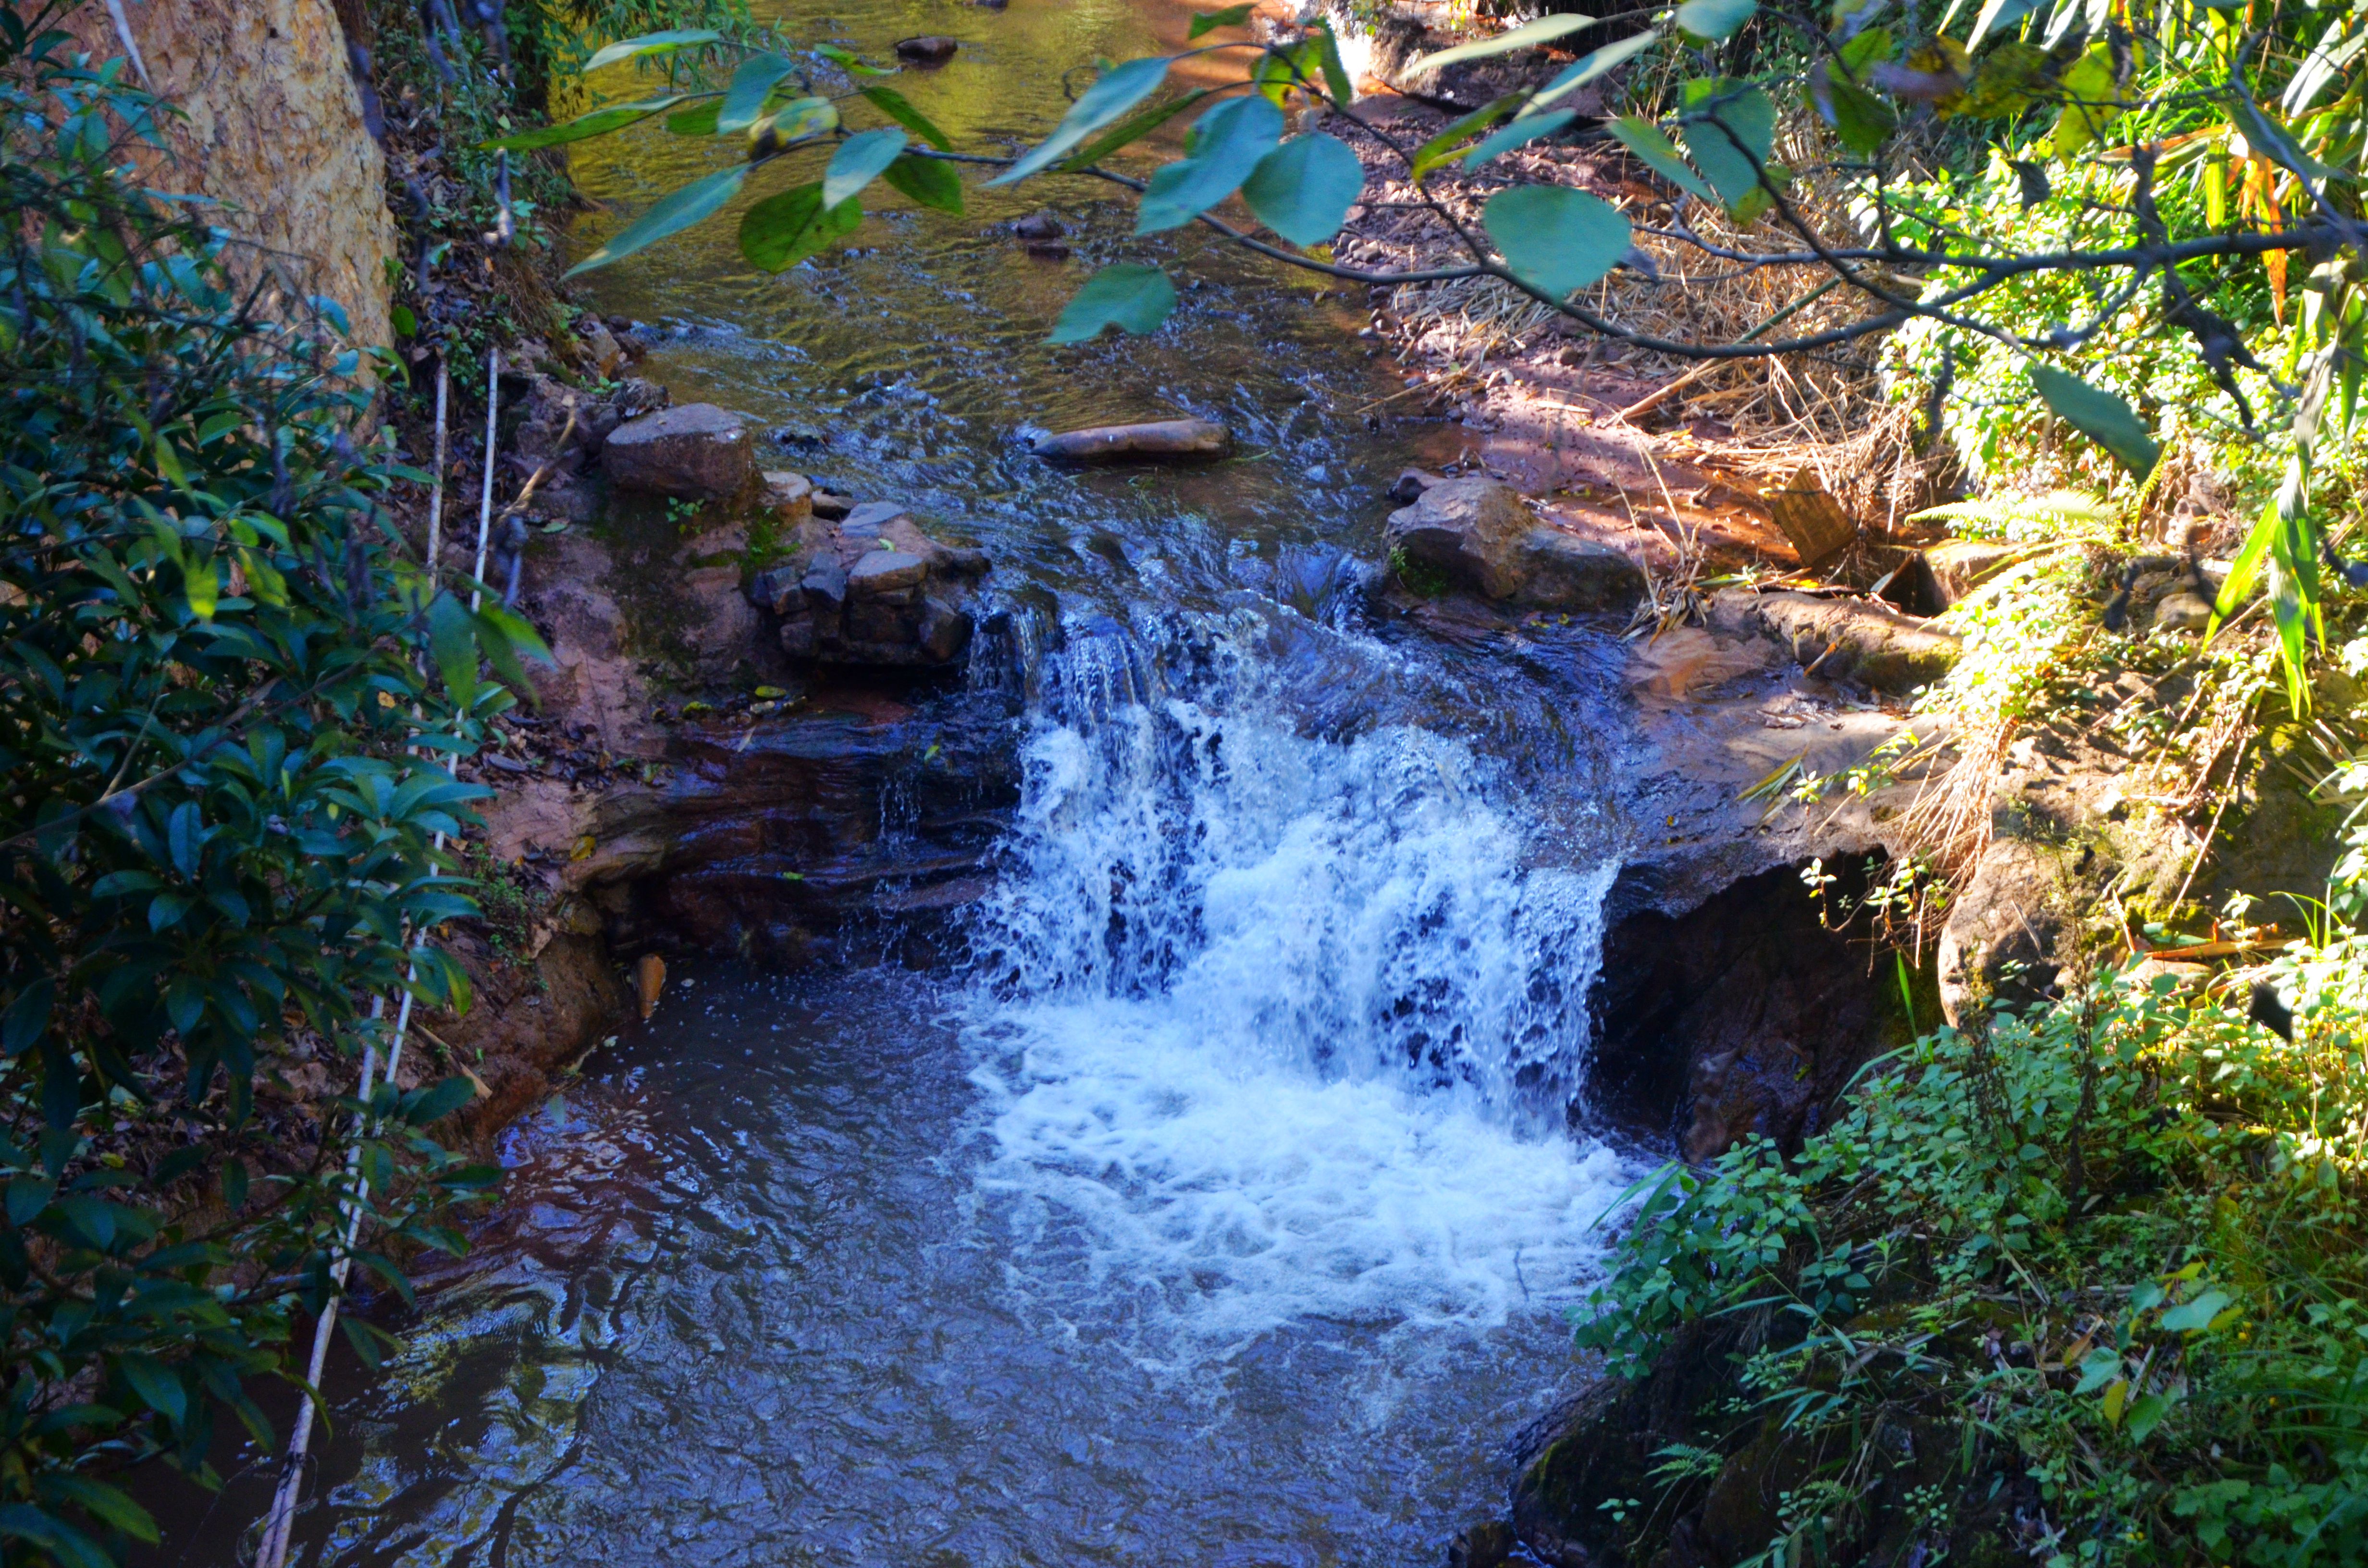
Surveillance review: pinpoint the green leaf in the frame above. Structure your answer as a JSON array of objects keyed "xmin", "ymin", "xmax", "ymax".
[
  {"xmin": 751, "ymin": 96, "xmax": 837, "ymax": 147},
  {"xmin": 1310, "ymin": 21, "xmax": 1356, "ymax": 107},
  {"xmin": 2125, "ymin": 1390, "xmax": 2174, "ymax": 1442},
  {"xmin": 1676, "ymin": 0, "xmax": 1758, "ymax": 42},
  {"xmin": 117, "ymin": 1353, "xmax": 185, "ymax": 1426},
  {"xmin": 401, "ymin": 1076, "xmax": 479, "ymax": 1127},
  {"xmin": 738, "ymin": 182, "xmax": 863, "ymax": 271},
  {"xmin": 1529, "ymin": 30, "xmax": 1661, "ymax": 113},
  {"xmin": 2027, "ymin": 363, "xmax": 2159, "ymax": 478},
  {"xmin": 1955, "ymin": 40, "xmax": 2054, "ymax": 118},
  {"xmin": 426, "ymin": 589, "xmax": 479, "ymax": 708},
  {"xmin": 1485, "ymin": 184, "xmax": 1631, "ymax": 298},
  {"xmin": 1137, "ymin": 96, "xmax": 1284, "ymax": 233},
  {"xmin": 666, "ymin": 100, "xmax": 723, "ymax": 136},
  {"xmin": 1408, "ymin": 14, "xmax": 1605, "ymax": 77},
  {"xmin": 1049, "ymin": 265, "xmax": 1177, "ymax": 343},
  {"xmin": 1811, "ymin": 63, "xmax": 1897, "ymax": 155},
  {"xmin": 1241, "ymin": 132, "xmax": 1364, "ymax": 245},
  {"xmin": 1464, "ymin": 109, "xmax": 1575, "ymax": 170},
  {"xmin": 2050, "ymin": 45, "xmax": 2122, "ymax": 161},
  {"xmin": 816, "ymin": 42, "xmax": 892, "ymax": 77},
  {"xmin": 183, "ymin": 557, "xmax": 217, "ymax": 622},
  {"xmin": 33, "ymin": 1477, "xmax": 156, "ymax": 1546},
  {"xmin": 1060, "ymin": 89, "xmax": 1213, "ymax": 170},
  {"xmin": 1410, "ymin": 94, "xmax": 1520, "ymax": 180},
  {"xmin": 1679, "ymin": 79, "xmax": 1777, "ymax": 210},
  {"xmin": 824, "ymin": 128, "xmax": 908, "ymax": 209},
  {"xmin": 718, "ymin": 53, "xmax": 798, "ymax": 135},
  {"xmin": 482, "ymin": 96, "xmax": 691, "ymax": 150},
  {"xmin": 1189, "ymin": 3, "xmax": 1255, "ymax": 38},
  {"xmin": 2159, "ymin": 1288, "xmax": 2233, "ymax": 1333},
  {"xmin": 565, "ymin": 163, "xmax": 748, "ymax": 277},
  {"xmin": 1609, "ymin": 115, "xmax": 1716, "ymax": 200},
  {"xmin": 993, "ymin": 55, "xmax": 1173, "ymax": 185},
  {"xmin": 2211, "ymin": 497, "xmax": 2277, "ymax": 629},
  {"xmin": 2, "ymin": 979, "xmax": 52, "ymax": 1055},
  {"xmin": 880, "ymin": 153, "xmax": 965, "ymax": 214},
  {"xmin": 2073, "ymin": 1348, "xmax": 2124, "ymax": 1394},
  {"xmin": 583, "ymin": 28, "xmax": 722, "ymax": 73},
  {"xmin": 859, "ymin": 86, "xmax": 953, "ymax": 151}
]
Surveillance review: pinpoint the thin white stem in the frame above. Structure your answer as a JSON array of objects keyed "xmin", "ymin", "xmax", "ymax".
[
  {"xmin": 427, "ymin": 360, "xmax": 449, "ymax": 590},
  {"xmin": 469, "ymin": 350, "xmax": 499, "ymax": 612}
]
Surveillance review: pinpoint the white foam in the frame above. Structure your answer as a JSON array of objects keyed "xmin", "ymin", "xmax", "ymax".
[{"xmin": 961, "ymin": 656, "xmax": 1634, "ymax": 1352}]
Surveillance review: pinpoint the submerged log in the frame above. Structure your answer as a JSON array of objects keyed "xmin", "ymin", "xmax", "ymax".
[{"xmin": 1029, "ymin": 418, "xmax": 1232, "ymax": 462}]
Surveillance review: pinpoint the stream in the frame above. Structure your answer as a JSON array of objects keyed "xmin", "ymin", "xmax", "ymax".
[{"xmin": 184, "ymin": 2, "xmax": 1658, "ymax": 1562}]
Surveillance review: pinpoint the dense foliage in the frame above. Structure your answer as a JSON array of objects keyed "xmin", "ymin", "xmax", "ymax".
[
  {"xmin": 0, "ymin": 7, "xmax": 542, "ymax": 1562},
  {"xmin": 1575, "ymin": 938, "xmax": 2368, "ymax": 1566}
]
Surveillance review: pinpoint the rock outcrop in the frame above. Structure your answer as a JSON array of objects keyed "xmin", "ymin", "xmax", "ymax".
[
  {"xmin": 748, "ymin": 506, "xmax": 989, "ymax": 667},
  {"xmin": 603, "ymin": 404, "xmax": 756, "ymax": 497},
  {"xmin": 1386, "ymin": 478, "xmax": 1645, "ymax": 611}
]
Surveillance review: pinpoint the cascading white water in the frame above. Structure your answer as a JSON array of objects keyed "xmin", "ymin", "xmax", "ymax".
[{"xmin": 960, "ymin": 610, "xmax": 1636, "ymax": 1354}]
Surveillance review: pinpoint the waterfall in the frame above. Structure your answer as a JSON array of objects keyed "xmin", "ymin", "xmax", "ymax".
[{"xmin": 957, "ymin": 606, "xmax": 1633, "ymax": 1351}]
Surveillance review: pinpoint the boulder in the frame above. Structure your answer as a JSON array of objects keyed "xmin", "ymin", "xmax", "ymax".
[
  {"xmin": 577, "ymin": 316, "xmax": 626, "ymax": 378},
  {"xmin": 1926, "ymin": 538, "xmax": 2021, "ymax": 606},
  {"xmin": 1708, "ymin": 588, "xmax": 1960, "ymax": 695},
  {"xmin": 752, "ymin": 511, "xmax": 987, "ymax": 668},
  {"xmin": 840, "ymin": 500, "xmax": 910, "ymax": 537},
  {"xmin": 1385, "ymin": 478, "xmax": 1533, "ymax": 600},
  {"xmin": 1012, "ymin": 210, "xmax": 1064, "ymax": 240},
  {"xmin": 2154, "ymin": 590, "xmax": 2214, "ymax": 633},
  {"xmin": 1936, "ymin": 836, "xmax": 2068, "ymax": 1023},
  {"xmin": 847, "ymin": 550, "xmax": 930, "ymax": 595},
  {"xmin": 603, "ymin": 404, "xmax": 755, "ymax": 498},
  {"xmin": 1030, "ymin": 418, "xmax": 1231, "ymax": 462},
  {"xmin": 1387, "ymin": 466, "xmax": 1446, "ymax": 503}
]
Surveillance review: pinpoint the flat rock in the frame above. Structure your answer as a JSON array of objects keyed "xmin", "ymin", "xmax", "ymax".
[
  {"xmin": 1030, "ymin": 418, "xmax": 1231, "ymax": 462},
  {"xmin": 1709, "ymin": 588, "xmax": 1960, "ymax": 695},
  {"xmin": 846, "ymin": 550, "xmax": 930, "ymax": 596},
  {"xmin": 840, "ymin": 500, "xmax": 910, "ymax": 536},
  {"xmin": 1517, "ymin": 526, "xmax": 1646, "ymax": 612},
  {"xmin": 604, "ymin": 404, "xmax": 754, "ymax": 498}
]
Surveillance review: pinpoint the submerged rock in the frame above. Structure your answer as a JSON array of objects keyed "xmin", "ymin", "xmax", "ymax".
[
  {"xmin": 1029, "ymin": 418, "xmax": 1232, "ymax": 462},
  {"xmin": 894, "ymin": 35, "xmax": 958, "ymax": 63},
  {"xmin": 604, "ymin": 403, "xmax": 755, "ymax": 498}
]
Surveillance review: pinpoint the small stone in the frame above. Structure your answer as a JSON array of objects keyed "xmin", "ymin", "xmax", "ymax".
[
  {"xmin": 2154, "ymin": 590, "xmax": 2214, "ymax": 633},
  {"xmin": 1012, "ymin": 210, "xmax": 1064, "ymax": 240},
  {"xmin": 846, "ymin": 551, "xmax": 930, "ymax": 596},
  {"xmin": 577, "ymin": 317, "xmax": 625, "ymax": 378},
  {"xmin": 802, "ymin": 557, "xmax": 848, "ymax": 611},
  {"xmin": 1023, "ymin": 241, "xmax": 1071, "ymax": 261},
  {"xmin": 761, "ymin": 470, "xmax": 814, "ymax": 521},
  {"xmin": 894, "ymin": 35, "xmax": 958, "ymax": 63},
  {"xmin": 748, "ymin": 565, "xmax": 802, "ymax": 613},
  {"xmin": 1387, "ymin": 467, "xmax": 1445, "ymax": 503},
  {"xmin": 1383, "ymin": 478, "xmax": 1534, "ymax": 600},
  {"xmin": 603, "ymin": 404, "xmax": 754, "ymax": 498},
  {"xmin": 811, "ymin": 490, "xmax": 854, "ymax": 521}
]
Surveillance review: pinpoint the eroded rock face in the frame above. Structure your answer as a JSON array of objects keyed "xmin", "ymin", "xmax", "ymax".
[
  {"xmin": 750, "ymin": 509, "xmax": 989, "ymax": 668},
  {"xmin": 604, "ymin": 404, "xmax": 755, "ymax": 497},
  {"xmin": 1387, "ymin": 478, "xmax": 1646, "ymax": 611},
  {"xmin": 1936, "ymin": 835, "xmax": 2070, "ymax": 1024}
]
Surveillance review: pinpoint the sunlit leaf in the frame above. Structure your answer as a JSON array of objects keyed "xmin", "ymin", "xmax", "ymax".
[
  {"xmin": 1136, "ymin": 95, "xmax": 1283, "ymax": 233},
  {"xmin": 1678, "ymin": 79, "xmax": 1777, "ymax": 211},
  {"xmin": 583, "ymin": 28, "xmax": 721, "ymax": 73},
  {"xmin": 1608, "ymin": 115, "xmax": 1715, "ymax": 200},
  {"xmin": 1059, "ymin": 89, "xmax": 1213, "ymax": 171},
  {"xmin": 738, "ymin": 181, "xmax": 863, "ymax": 271},
  {"xmin": 823, "ymin": 128, "xmax": 908, "ymax": 209},
  {"xmin": 815, "ymin": 42, "xmax": 892, "ymax": 76},
  {"xmin": 1529, "ymin": 31, "xmax": 1661, "ymax": 113},
  {"xmin": 2050, "ymin": 45, "xmax": 2122, "ymax": 160},
  {"xmin": 565, "ymin": 163, "xmax": 748, "ymax": 276},
  {"xmin": 481, "ymin": 95, "xmax": 691, "ymax": 150},
  {"xmin": 1049, "ymin": 265, "xmax": 1177, "ymax": 343},
  {"xmin": 1410, "ymin": 94, "xmax": 1520, "ymax": 180},
  {"xmin": 1809, "ymin": 62, "xmax": 1897, "ymax": 155},
  {"xmin": 993, "ymin": 55, "xmax": 1173, "ymax": 184},
  {"xmin": 718, "ymin": 53, "xmax": 798, "ymax": 135},
  {"xmin": 1408, "ymin": 14, "xmax": 1605, "ymax": 77},
  {"xmin": 2028, "ymin": 363, "xmax": 2159, "ymax": 478},
  {"xmin": 1241, "ymin": 132, "xmax": 1364, "ymax": 245},
  {"xmin": 1188, "ymin": 3, "xmax": 1255, "ymax": 38},
  {"xmin": 1485, "ymin": 184, "xmax": 1631, "ymax": 297},
  {"xmin": 1675, "ymin": 0, "xmax": 1757, "ymax": 42},
  {"xmin": 1310, "ymin": 20, "xmax": 1357, "ymax": 107},
  {"xmin": 666, "ymin": 99, "xmax": 722, "ymax": 135}
]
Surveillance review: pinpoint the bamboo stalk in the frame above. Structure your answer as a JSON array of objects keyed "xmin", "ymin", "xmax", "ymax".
[
  {"xmin": 469, "ymin": 349, "xmax": 499, "ymax": 612},
  {"xmin": 426, "ymin": 359, "xmax": 449, "ymax": 589}
]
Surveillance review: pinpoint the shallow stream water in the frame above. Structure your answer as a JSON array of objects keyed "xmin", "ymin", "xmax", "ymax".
[{"xmin": 178, "ymin": 4, "xmax": 1658, "ymax": 1561}]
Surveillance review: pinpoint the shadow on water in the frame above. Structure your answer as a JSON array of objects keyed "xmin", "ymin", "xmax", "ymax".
[{"xmin": 155, "ymin": 0, "xmax": 1667, "ymax": 1561}]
